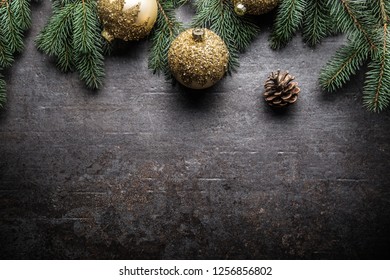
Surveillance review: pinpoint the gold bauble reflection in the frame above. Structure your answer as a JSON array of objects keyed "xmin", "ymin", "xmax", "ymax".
[
  {"xmin": 233, "ymin": 0, "xmax": 279, "ymax": 15},
  {"xmin": 98, "ymin": 0, "xmax": 158, "ymax": 41},
  {"xmin": 168, "ymin": 28, "xmax": 229, "ymax": 90}
]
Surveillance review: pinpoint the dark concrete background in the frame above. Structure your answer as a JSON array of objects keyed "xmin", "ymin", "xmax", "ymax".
[{"xmin": 1, "ymin": 2, "xmax": 390, "ymax": 259}]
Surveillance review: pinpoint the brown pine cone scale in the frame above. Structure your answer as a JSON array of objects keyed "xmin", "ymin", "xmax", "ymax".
[{"xmin": 263, "ymin": 70, "xmax": 300, "ymax": 108}]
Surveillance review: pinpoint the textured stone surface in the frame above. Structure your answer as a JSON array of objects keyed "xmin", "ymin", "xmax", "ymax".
[{"xmin": 1, "ymin": 2, "xmax": 390, "ymax": 259}]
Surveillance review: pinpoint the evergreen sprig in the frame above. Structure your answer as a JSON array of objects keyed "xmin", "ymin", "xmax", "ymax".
[
  {"xmin": 270, "ymin": 0, "xmax": 333, "ymax": 49},
  {"xmin": 36, "ymin": 2, "xmax": 75, "ymax": 70},
  {"xmin": 36, "ymin": 0, "xmax": 105, "ymax": 89},
  {"xmin": 320, "ymin": 0, "xmax": 390, "ymax": 112},
  {"xmin": 0, "ymin": 0, "xmax": 32, "ymax": 107},
  {"xmin": 148, "ymin": 0, "xmax": 185, "ymax": 78},
  {"xmin": 0, "ymin": 28, "xmax": 14, "ymax": 69},
  {"xmin": 363, "ymin": 0, "xmax": 390, "ymax": 112},
  {"xmin": 191, "ymin": 0, "xmax": 259, "ymax": 72},
  {"xmin": 11, "ymin": 0, "xmax": 32, "ymax": 30},
  {"xmin": 319, "ymin": 35, "xmax": 369, "ymax": 92}
]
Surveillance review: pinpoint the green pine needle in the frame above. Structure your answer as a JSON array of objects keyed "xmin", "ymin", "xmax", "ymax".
[
  {"xmin": 0, "ymin": 2, "xmax": 24, "ymax": 53},
  {"xmin": 52, "ymin": 0, "xmax": 79, "ymax": 11},
  {"xmin": 0, "ymin": 30, "xmax": 14, "ymax": 68},
  {"xmin": 302, "ymin": 0, "xmax": 332, "ymax": 47},
  {"xmin": 148, "ymin": 0, "xmax": 184, "ymax": 79},
  {"xmin": 363, "ymin": 58, "xmax": 390, "ymax": 112},
  {"xmin": 191, "ymin": 0, "xmax": 259, "ymax": 72},
  {"xmin": 36, "ymin": 2, "xmax": 75, "ymax": 69},
  {"xmin": 329, "ymin": 0, "xmax": 376, "ymax": 49},
  {"xmin": 171, "ymin": 0, "xmax": 188, "ymax": 6},
  {"xmin": 0, "ymin": 0, "xmax": 31, "ymax": 107},
  {"xmin": 73, "ymin": 1, "xmax": 96, "ymax": 53},
  {"xmin": 74, "ymin": 50, "xmax": 105, "ymax": 89},
  {"xmin": 320, "ymin": 0, "xmax": 390, "ymax": 112},
  {"xmin": 56, "ymin": 38, "xmax": 74, "ymax": 72},
  {"xmin": 373, "ymin": 0, "xmax": 390, "ymax": 25},
  {"xmin": 269, "ymin": 0, "xmax": 306, "ymax": 49},
  {"xmin": 73, "ymin": 0, "xmax": 104, "ymax": 89},
  {"xmin": 36, "ymin": 0, "xmax": 105, "ymax": 89},
  {"xmin": 328, "ymin": 0, "xmax": 364, "ymax": 33},
  {"xmin": 10, "ymin": 0, "xmax": 32, "ymax": 31},
  {"xmin": 319, "ymin": 38, "xmax": 369, "ymax": 92},
  {"xmin": 363, "ymin": 23, "xmax": 390, "ymax": 112}
]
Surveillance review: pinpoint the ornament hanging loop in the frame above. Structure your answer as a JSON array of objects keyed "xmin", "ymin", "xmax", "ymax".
[
  {"xmin": 192, "ymin": 28, "xmax": 205, "ymax": 42},
  {"xmin": 234, "ymin": 3, "xmax": 247, "ymax": 16},
  {"xmin": 101, "ymin": 29, "xmax": 114, "ymax": 42}
]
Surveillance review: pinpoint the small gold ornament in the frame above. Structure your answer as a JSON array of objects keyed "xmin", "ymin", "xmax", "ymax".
[
  {"xmin": 98, "ymin": 0, "xmax": 158, "ymax": 42},
  {"xmin": 168, "ymin": 28, "xmax": 229, "ymax": 90},
  {"xmin": 233, "ymin": 0, "xmax": 279, "ymax": 15},
  {"xmin": 234, "ymin": 3, "xmax": 247, "ymax": 16},
  {"xmin": 263, "ymin": 70, "xmax": 300, "ymax": 108}
]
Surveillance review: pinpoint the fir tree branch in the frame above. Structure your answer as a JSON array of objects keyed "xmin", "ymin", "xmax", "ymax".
[
  {"xmin": 269, "ymin": 0, "xmax": 306, "ymax": 49},
  {"xmin": 148, "ymin": 0, "xmax": 184, "ymax": 78},
  {"xmin": 36, "ymin": 0, "xmax": 104, "ymax": 89},
  {"xmin": 157, "ymin": 0, "xmax": 174, "ymax": 38},
  {"xmin": 319, "ymin": 37, "xmax": 369, "ymax": 92},
  {"xmin": 0, "ymin": 29, "xmax": 14, "ymax": 68},
  {"xmin": 73, "ymin": 0, "xmax": 95, "ymax": 53},
  {"xmin": 321, "ymin": 1, "xmax": 390, "ymax": 111},
  {"xmin": 363, "ymin": 23, "xmax": 390, "ymax": 112},
  {"xmin": 53, "ymin": 0, "xmax": 79, "ymax": 11},
  {"xmin": 171, "ymin": 0, "xmax": 188, "ymax": 6},
  {"xmin": 0, "ymin": 0, "xmax": 31, "ymax": 107},
  {"xmin": 331, "ymin": 0, "xmax": 376, "ymax": 50},
  {"xmin": 0, "ymin": 0, "xmax": 24, "ymax": 53},
  {"xmin": 302, "ymin": 0, "xmax": 332, "ymax": 47},
  {"xmin": 56, "ymin": 38, "xmax": 74, "ymax": 72},
  {"xmin": 10, "ymin": 0, "xmax": 31, "ymax": 31},
  {"xmin": 191, "ymin": 0, "xmax": 259, "ymax": 71},
  {"xmin": 36, "ymin": 2, "xmax": 75, "ymax": 62},
  {"xmin": 378, "ymin": 0, "xmax": 389, "ymax": 24},
  {"xmin": 74, "ymin": 50, "xmax": 104, "ymax": 89},
  {"xmin": 73, "ymin": 0, "xmax": 104, "ymax": 89}
]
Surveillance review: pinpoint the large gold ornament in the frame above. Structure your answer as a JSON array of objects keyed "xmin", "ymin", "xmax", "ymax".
[
  {"xmin": 98, "ymin": 0, "xmax": 158, "ymax": 41},
  {"xmin": 168, "ymin": 28, "xmax": 229, "ymax": 90},
  {"xmin": 233, "ymin": 0, "xmax": 279, "ymax": 16}
]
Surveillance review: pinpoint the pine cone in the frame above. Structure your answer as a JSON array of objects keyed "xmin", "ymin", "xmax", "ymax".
[{"xmin": 263, "ymin": 70, "xmax": 300, "ymax": 108}]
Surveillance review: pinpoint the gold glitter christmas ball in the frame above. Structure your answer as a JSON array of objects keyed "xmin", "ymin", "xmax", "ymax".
[
  {"xmin": 98, "ymin": 0, "xmax": 158, "ymax": 42},
  {"xmin": 168, "ymin": 28, "xmax": 229, "ymax": 90},
  {"xmin": 233, "ymin": 0, "xmax": 279, "ymax": 15}
]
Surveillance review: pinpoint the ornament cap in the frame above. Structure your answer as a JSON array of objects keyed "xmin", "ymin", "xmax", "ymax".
[
  {"xmin": 102, "ymin": 29, "xmax": 114, "ymax": 42},
  {"xmin": 192, "ymin": 28, "xmax": 205, "ymax": 42},
  {"xmin": 234, "ymin": 3, "xmax": 247, "ymax": 16}
]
